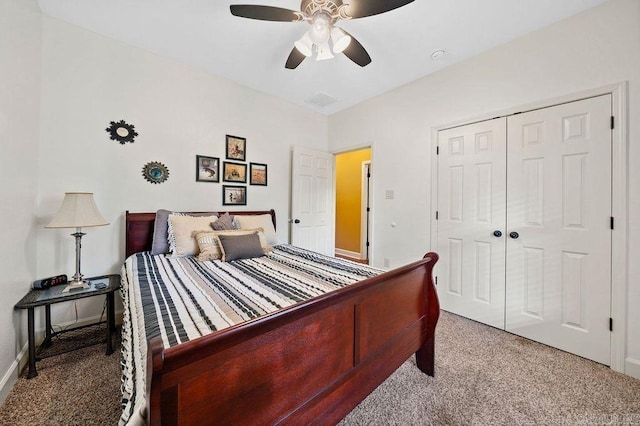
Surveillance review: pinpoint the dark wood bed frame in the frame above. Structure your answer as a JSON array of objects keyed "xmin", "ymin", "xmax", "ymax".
[{"xmin": 125, "ymin": 210, "xmax": 440, "ymax": 425}]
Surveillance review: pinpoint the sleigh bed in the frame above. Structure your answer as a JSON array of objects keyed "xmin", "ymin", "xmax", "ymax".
[{"xmin": 122, "ymin": 209, "xmax": 439, "ymax": 425}]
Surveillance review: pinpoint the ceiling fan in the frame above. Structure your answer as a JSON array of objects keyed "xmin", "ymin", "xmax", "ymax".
[{"xmin": 230, "ymin": 0, "xmax": 415, "ymax": 69}]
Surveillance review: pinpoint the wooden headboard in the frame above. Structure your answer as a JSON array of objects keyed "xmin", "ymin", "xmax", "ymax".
[{"xmin": 125, "ymin": 209, "xmax": 276, "ymax": 258}]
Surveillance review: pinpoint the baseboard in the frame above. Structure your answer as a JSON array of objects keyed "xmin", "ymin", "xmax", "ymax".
[
  {"xmin": 0, "ymin": 310, "xmax": 123, "ymax": 406},
  {"xmin": 335, "ymin": 248, "xmax": 362, "ymax": 259},
  {"xmin": 625, "ymin": 357, "xmax": 640, "ymax": 380},
  {"xmin": 0, "ymin": 342, "xmax": 28, "ymax": 406}
]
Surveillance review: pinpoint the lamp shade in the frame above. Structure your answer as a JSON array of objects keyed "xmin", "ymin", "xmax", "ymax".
[
  {"xmin": 331, "ymin": 27, "xmax": 351, "ymax": 53},
  {"xmin": 46, "ymin": 192, "xmax": 109, "ymax": 228},
  {"xmin": 294, "ymin": 31, "xmax": 313, "ymax": 57},
  {"xmin": 316, "ymin": 42, "xmax": 334, "ymax": 61}
]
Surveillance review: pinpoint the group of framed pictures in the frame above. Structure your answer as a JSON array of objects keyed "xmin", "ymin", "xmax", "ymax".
[{"xmin": 196, "ymin": 135, "xmax": 267, "ymax": 206}]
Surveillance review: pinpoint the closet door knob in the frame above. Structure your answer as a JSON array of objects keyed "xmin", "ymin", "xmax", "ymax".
[
  {"xmin": 509, "ymin": 231, "xmax": 520, "ymax": 239},
  {"xmin": 493, "ymin": 230, "xmax": 502, "ymax": 237},
  {"xmin": 294, "ymin": 219, "xmax": 300, "ymax": 224}
]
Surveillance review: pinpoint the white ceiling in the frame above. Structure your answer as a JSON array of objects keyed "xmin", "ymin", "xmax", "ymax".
[{"xmin": 37, "ymin": 0, "xmax": 608, "ymax": 115}]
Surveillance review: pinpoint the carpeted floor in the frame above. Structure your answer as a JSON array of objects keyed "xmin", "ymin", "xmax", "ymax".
[
  {"xmin": 1, "ymin": 312, "xmax": 639, "ymax": 425},
  {"xmin": 0, "ymin": 324, "xmax": 122, "ymax": 425}
]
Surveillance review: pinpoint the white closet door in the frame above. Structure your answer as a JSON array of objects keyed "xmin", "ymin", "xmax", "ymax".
[
  {"xmin": 436, "ymin": 118, "xmax": 507, "ymax": 328},
  {"xmin": 505, "ymin": 95, "xmax": 612, "ymax": 365}
]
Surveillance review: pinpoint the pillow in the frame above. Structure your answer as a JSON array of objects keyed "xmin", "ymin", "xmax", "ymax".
[
  {"xmin": 168, "ymin": 214, "xmax": 219, "ymax": 256},
  {"xmin": 217, "ymin": 233, "xmax": 265, "ymax": 262},
  {"xmin": 195, "ymin": 228, "xmax": 270, "ymax": 261},
  {"xmin": 211, "ymin": 212, "xmax": 234, "ymax": 230},
  {"xmin": 151, "ymin": 209, "xmax": 179, "ymax": 255},
  {"xmin": 151, "ymin": 210, "xmax": 218, "ymax": 255},
  {"xmin": 234, "ymin": 214, "xmax": 278, "ymax": 245}
]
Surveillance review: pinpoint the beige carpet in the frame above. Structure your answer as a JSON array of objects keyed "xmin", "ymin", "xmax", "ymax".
[
  {"xmin": 1, "ymin": 312, "xmax": 639, "ymax": 425},
  {"xmin": 342, "ymin": 312, "xmax": 640, "ymax": 425}
]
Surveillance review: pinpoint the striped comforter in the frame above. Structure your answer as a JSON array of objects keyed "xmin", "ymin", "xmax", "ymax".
[{"xmin": 119, "ymin": 245, "xmax": 383, "ymax": 425}]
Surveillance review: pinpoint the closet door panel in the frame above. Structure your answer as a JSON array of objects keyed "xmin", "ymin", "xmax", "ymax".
[
  {"xmin": 505, "ymin": 95, "xmax": 612, "ymax": 365},
  {"xmin": 436, "ymin": 118, "xmax": 507, "ymax": 328}
]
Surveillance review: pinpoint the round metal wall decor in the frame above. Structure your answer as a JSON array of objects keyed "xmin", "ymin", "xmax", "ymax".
[
  {"xmin": 106, "ymin": 120, "xmax": 138, "ymax": 144},
  {"xmin": 142, "ymin": 161, "xmax": 169, "ymax": 184}
]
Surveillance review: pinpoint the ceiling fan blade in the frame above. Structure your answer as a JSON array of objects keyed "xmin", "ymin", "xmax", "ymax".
[
  {"xmin": 285, "ymin": 47, "xmax": 306, "ymax": 69},
  {"xmin": 343, "ymin": 0, "xmax": 414, "ymax": 19},
  {"xmin": 230, "ymin": 5, "xmax": 302, "ymax": 22},
  {"xmin": 341, "ymin": 31, "xmax": 372, "ymax": 67}
]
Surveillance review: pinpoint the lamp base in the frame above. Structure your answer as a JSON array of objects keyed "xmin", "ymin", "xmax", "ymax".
[{"xmin": 62, "ymin": 279, "xmax": 90, "ymax": 293}]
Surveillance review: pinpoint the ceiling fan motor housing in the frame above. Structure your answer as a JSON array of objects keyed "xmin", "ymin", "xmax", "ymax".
[{"xmin": 301, "ymin": 0, "xmax": 348, "ymax": 23}]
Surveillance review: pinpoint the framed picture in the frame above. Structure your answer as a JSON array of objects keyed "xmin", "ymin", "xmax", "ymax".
[
  {"xmin": 223, "ymin": 161, "xmax": 247, "ymax": 183},
  {"xmin": 250, "ymin": 162, "xmax": 268, "ymax": 186},
  {"xmin": 226, "ymin": 135, "xmax": 246, "ymax": 161},
  {"xmin": 223, "ymin": 185, "xmax": 247, "ymax": 206},
  {"xmin": 196, "ymin": 155, "xmax": 220, "ymax": 183}
]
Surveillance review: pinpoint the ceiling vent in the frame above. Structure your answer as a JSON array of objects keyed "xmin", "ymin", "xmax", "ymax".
[{"xmin": 305, "ymin": 92, "xmax": 337, "ymax": 108}]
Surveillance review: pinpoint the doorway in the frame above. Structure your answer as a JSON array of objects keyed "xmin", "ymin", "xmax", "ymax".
[{"xmin": 335, "ymin": 147, "xmax": 371, "ymax": 263}]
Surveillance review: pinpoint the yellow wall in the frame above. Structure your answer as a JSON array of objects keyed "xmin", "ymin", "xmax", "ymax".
[{"xmin": 335, "ymin": 148, "xmax": 371, "ymax": 254}]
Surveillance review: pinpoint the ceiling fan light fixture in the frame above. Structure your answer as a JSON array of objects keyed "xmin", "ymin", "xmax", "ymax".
[
  {"xmin": 294, "ymin": 31, "xmax": 314, "ymax": 57},
  {"xmin": 316, "ymin": 42, "xmax": 334, "ymax": 61},
  {"xmin": 331, "ymin": 27, "xmax": 351, "ymax": 53},
  {"xmin": 309, "ymin": 14, "xmax": 331, "ymax": 44}
]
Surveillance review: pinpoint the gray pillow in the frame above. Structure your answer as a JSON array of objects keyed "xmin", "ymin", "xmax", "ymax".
[
  {"xmin": 218, "ymin": 233, "xmax": 265, "ymax": 261},
  {"xmin": 151, "ymin": 210, "xmax": 217, "ymax": 255},
  {"xmin": 151, "ymin": 209, "xmax": 174, "ymax": 255},
  {"xmin": 211, "ymin": 212, "xmax": 234, "ymax": 231}
]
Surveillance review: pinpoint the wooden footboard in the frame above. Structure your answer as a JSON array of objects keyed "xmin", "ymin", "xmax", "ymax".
[{"xmin": 146, "ymin": 252, "xmax": 439, "ymax": 425}]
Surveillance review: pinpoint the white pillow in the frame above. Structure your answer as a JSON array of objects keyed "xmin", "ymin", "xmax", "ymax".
[
  {"xmin": 234, "ymin": 214, "xmax": 278, "ymax": 245},
  {"xmin": 168, "ymin": 214, "xmax": 219, "ymax": 256}
]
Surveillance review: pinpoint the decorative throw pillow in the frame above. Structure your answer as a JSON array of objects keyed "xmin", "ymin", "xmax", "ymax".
[
  {"xmin": 217, "ymin": 233, "xmax": 265, "ymax": 262},
  {"xmin": 151, "ymin": 210, "xmax": 218, "ymax": 255},
  {"xmin": 234, "ymin": 214, "xmax": 278, "ymax": 246},
  {"xmin": 168, "ymin": 214, "xmax": 219, "ymax": 257},
  {"xmin": 151, "ymin": 210, "xmax": 181, "ymax": 255},
  {"xmin": 195, "ymin": 228, "xmax": 270, "ymax": 261},
  {"xmin": 211, "ymin": 212, "xmax": 234, "ymax": 231}
]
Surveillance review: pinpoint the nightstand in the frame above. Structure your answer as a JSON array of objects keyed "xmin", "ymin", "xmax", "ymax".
[{"xmin": 14, "ymin": 274, "xmax": 120, "ymax": 379}]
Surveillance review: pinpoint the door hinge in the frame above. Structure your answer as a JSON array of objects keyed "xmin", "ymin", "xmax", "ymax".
[
  {"xmin": 436, "ymin": 146, "xmax": 439, "ymax": 155},
  {"xmin": 366, "ymin": 241, "xmax": 370, "ymax": 247},
  {"xmin": 435, "ymin": 276, "xmax": 438, "ymax": 285},
  {"xmin": 610, "ymin": 216, "xmax": 614, "ymax": 230},
  {"xmin": 367, "ymin": 172, "xmax": 371, "ymax": 178},
  {"xmin": 435, "ymin": 211, "xmax": 439, "ymax": 220},
  {"xmin": 366, "ymin": 207, "xmax": 371, "ymax": 212},
  {"xmin": 609, "ymin": 317, "xmax": 613, "ymax": 332},
  {"xmin": 611, "ymin": 116, "xmax": 615, "ymax": 130}
]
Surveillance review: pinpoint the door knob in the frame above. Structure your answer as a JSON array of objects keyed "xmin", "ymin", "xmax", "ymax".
[
  {"xmin": 294, "ymin": 219, "xmax": 300, "ymax": 224},
  {"xmin": 509, "ymin": 231, "xmax": 519, "ymax": 239},
  {"xmin": 493, "ymin": 230, "xmax": 503, "ymax": 238}
]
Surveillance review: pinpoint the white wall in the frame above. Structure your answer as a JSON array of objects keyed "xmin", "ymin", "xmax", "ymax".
[
  {"xmin": 35, "ymin": 17, "xmax": 327, "ymax": 328},
  {"xmin": 328, "ymin": 0, "xmax": 640, "ymax": 377},
  {"xmin": 0, "ymin": 0, "xmax": 42, "ymax": 402}
]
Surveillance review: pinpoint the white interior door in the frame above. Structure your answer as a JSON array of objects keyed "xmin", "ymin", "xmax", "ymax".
[
  {"xmin": 290, "ymin": 146, "xmax": 334, "ymax": 255},
  {"xmin": 505, "ymin": 95, "xmax": 612, "ymax": 365},
  {"xmin": 436, "ymin": 118, "xmax": 507, "ymax": 328}
]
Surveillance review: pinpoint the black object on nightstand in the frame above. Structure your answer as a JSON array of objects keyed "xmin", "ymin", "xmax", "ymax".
[{"xmin": 14, "ymin": 274, "xmax": 120, "ymax": 379}]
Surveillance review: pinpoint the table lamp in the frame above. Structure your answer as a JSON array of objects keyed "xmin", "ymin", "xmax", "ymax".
[{"xmin": 46, "ymin": 192, "xmax": 109, "ymax": 292}]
